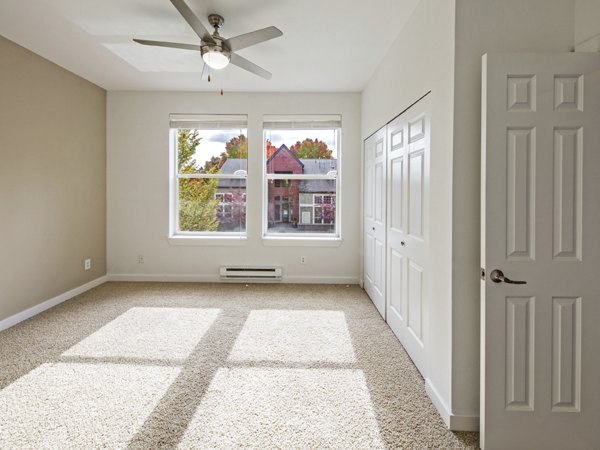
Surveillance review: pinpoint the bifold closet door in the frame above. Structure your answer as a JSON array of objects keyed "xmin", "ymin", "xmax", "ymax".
[
  {"xmin": 363, "ymin": 128, "xmax": 387, "ymax": 319},
  {"xmin": 385, "ymin": 97, "xmax": 430, "ymax": 377}
]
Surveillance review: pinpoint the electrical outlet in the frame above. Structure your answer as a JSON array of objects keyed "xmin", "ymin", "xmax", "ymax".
[
  {"xmin": 300, "ymin": 256, "xmax": 306, "ymax": 265},
  {"xmin": 84, "ymin": 259, "xmax": 91, "ymax": 271},
  {"xmin": 138, "ymin": 254, "xmax": 145, "ymax": 264}
]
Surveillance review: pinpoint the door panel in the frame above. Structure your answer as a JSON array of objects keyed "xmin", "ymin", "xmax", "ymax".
[
  {"xmin": 364, "ymin": 233, "xmax": 374, "ymax": 286},
  {"xmin": 390, "ymin": 157, "xmax": 404, "ymax": 232},
  {"xmin": 385, "ymin": 96, "xmax": 430, "ymax": 377},
  {"xmin": 481, "ymin": 53, "xmax": 600, "ymax": 449},
  {"xmin": 408, "ymin": 150, "xmax": 424, "ymax": 239},
  {"xmin": 389, "ymin": 249, "xmax": 404, "ymax": 317},
  {"xmin": 551, "ymin": 296, "xmax": 581, "ymax": 412},
  {"xmin": 552, "ymin": 128, "xmax": 581, "ymax": 260},
  {"xmin": 374, "ymin": 161, "xmax": 385, "ymax": 224},
  {"xmin": 504, "ymin": 296, "xmax": 534, "ymax": 411},
  {"xmin": 407, "ymin": 260, "xmax": 424, "ymax": 342},
  {"xmin": 363, "ymin": 128, "xmax": 386, "ymax": 318},
  {"xmin": 506, "ymin": 128, "xmax": 535, "ymax": 260}
]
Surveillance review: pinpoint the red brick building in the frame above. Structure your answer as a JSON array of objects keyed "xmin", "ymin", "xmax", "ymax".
[
  {"xmin": 266, "ymin": 144, "xmax": 304, "ymax": 224},
  {"xmin": 218, "ymin": 144, "xmax": 336, "ymax": 232}
]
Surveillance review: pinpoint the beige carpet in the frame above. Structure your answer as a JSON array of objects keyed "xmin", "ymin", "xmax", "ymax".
[{"xmin": 0, "ymin": 282, "xmax": 479, "ymax": 449}]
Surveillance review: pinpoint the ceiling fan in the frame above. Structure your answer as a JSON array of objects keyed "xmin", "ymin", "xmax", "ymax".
[{"xmin": 133, "ymin": 0, "xmax": 283, "ymax": 80}]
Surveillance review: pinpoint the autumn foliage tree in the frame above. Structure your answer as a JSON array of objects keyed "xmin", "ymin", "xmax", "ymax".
[
  {"xmin": 225, "ymin": 134, "xmax": 248, "ymax": 159},
  {"xmin": 290, "ymin": 138, "xmax": 333, "ymax": 159},
  {"xmin": 265, "ymin": 139, "xmax": 277, "ymax": 159},
  {"xmin": 202, "ymin": 134, "xmax": 248, "ymax": 172}
]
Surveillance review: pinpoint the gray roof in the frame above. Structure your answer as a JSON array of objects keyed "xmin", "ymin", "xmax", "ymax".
[
  {"xmin": 217, "ymin": 159, "xmax": 247, "ymax": 189},
  {"xmin": 298, "ymin": 159, "xmax": 337, "ymax": 193},
  {"xmin": 220, "ymin": 158, "xmax": 247, "ymax": 173},
  {"xmin": 217, "ymin": 157, "xmax": 336, "ymax": 192}
]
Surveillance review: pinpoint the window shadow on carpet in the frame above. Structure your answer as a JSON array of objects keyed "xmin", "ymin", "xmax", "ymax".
[{"xmin": 0, "ymin": 282, "xmax": 479, "ymax": 449}]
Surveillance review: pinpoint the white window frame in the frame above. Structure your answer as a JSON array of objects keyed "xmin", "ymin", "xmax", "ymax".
[
  {"xmin": 168, "ymin": 114, "xmax": 248, "ymax": 240},
  {"xmin": 262, "ymin": 115, "xmax": 341, "ymax": 240}
]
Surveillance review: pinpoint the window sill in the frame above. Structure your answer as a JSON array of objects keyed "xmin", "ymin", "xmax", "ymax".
[
  {"xmin": 261, "ymin": 236, "xmax": 342, "ymax": 247},
  {"xmin": 168, "ymin": 235, "xmax": 247, "ymax": 246}
]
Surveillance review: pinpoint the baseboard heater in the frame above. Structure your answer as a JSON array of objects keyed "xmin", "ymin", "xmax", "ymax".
[{"xmin": 219, "ymin": 266, "xmax": 282, "ymax": 281}]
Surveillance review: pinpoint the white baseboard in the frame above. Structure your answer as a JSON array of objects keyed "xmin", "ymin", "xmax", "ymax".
[
  {"xmin": 425, "ymin": 378, "xmax": 479, "ymax": 432},
  {"xmin": 107, "ymin": 273, "xmax": 360, "ymax": 285},
  {"xmin": 107, "ymin": 273, "xmax": 220, "ymax": 282},
  {"xmin": 448, "ymin": 413, "xmax": 479, "ymax": 432},
  {"xmin": 282, "ymin": 275, "xmax": 359, "ymax": 284},
  {"xmin": 0, "ymin": 276, "xmax": 108, "ymax": 332}
]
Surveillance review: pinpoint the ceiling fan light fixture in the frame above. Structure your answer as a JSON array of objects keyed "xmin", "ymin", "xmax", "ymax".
[
  {"xmin": 202, "ymin": 48, "xmax": 230, "ymax": 70},
  {"xmin": 133, "ymin": 6, "xmax": 281, "ymax": 80}
]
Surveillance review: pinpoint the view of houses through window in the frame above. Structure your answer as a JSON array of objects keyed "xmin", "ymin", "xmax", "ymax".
[
  {"xmin": 170, "ymin": 114, "xmax": 340, "ymax": 238},
  {"xmin": 263, "ymin": 115, "xmax": 340, "ymax": 236}
]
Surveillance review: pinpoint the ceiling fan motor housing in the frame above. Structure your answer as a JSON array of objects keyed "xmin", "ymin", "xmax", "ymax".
[
  {"xmin": 201, "ymin": 14, "xmax": 231, "ymax": 68},
  {"xmin": 201, "ymin": 35, "xmax": 231, "ymax": 67},
  {"xmin": 133, "ymin": 3, "xmax": 281, "ymax": 79}
]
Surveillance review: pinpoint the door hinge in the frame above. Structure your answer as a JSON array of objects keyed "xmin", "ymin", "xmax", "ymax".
[{"xmin": 480, "ymin": 267, "xmax": 485, "ymax": 280}]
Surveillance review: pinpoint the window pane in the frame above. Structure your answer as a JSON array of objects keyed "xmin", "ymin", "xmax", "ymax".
[
  {"xmin": 177, "ymin": 129, "xmax": 247, "ymax": 175},
  {"xmin": 174, "ymin": 124, "xmax": 247, "ymax": 235},
  {"xmin": 267, "ymin": 179, "xmax": 336, "ymax": 234},
  {"xmin": 263, "ymin": 125, "xmax": 339, "ymax": 236},
  {"xmin": 179, "ymin": 179, "xmax": 246, "ymax": 232}
]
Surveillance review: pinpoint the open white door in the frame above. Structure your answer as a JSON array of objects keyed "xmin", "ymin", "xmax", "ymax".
[
  {"xmin": 481, "ymin": 53, "xmax": 600, "ymax": 449},
  {"xmin": 364, "ymin": 128, "xmax": 386, "ymax": 318}
]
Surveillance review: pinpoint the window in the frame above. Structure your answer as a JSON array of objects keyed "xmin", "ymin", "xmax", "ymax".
[
  {"xmin": 263, "ymin": 115, "xmax": 341, "ymax": 237},
  {"xmin": 170, "ymin": 114, "xmax": 247, "ymax": 236}
]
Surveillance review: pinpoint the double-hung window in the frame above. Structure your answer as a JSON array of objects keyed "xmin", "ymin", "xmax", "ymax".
[
  {"xmin": 263, "ymin": 115, "xmax": 341, "ymax": 238},
  {"xmin": 170, "ymin": 114, "xmax": 248, "ymax": 236}
]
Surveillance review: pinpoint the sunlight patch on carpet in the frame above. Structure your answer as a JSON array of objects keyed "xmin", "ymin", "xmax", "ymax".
[
  {"xmin": 228, "ymin": 310, "xmax": 356, "ymax": 364},
  {"xmin": 178, "ymin": 367, "xmax": 384, "ymax": 449},
  {"xmin": 0, "ymin": 363, "xmax": 180, "ymax": 449},
  {"xmin": 62, "ymin": 307, "xmax": 220, "ymax": 361}
]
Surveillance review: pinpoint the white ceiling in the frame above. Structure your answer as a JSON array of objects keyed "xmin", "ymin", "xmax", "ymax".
[{"xmin": 0, "ymin": 0, "xmax": 420, "ymax": 92}]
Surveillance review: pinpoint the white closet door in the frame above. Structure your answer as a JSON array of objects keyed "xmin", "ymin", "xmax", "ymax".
[
  {"xmin": 363, "ymin": 128, "xmax": 387, "ymax": 319},
  {"xmin": 386, "ymin": 96, "xmax": 430, "ymax": 376}
]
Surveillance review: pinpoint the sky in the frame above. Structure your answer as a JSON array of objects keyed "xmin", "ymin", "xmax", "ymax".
[{"xmin": 192, "ymin": 128, "xmax": 338, "ymax": 165}]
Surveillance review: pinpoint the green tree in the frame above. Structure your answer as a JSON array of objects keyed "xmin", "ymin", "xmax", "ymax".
[
  {"xmin": 290, "ymin": 138, "xmax": 333, "ymax": 159},
  {"xmin": 177, "ymin": 129, "xmax": 220, "ymax": 232},
  {"xmin": 178, "ymin": 129, "xmax": 200, "ymax": 173}
]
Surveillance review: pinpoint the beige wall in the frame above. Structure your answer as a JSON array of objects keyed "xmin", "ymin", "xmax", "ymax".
[
  {"xmin": 0, "ymin": 36, "xmax": 106, "ymax": 322},
  {"xmin": 452, "ymin": 0, "xmax": 575, "ymax": 417}
]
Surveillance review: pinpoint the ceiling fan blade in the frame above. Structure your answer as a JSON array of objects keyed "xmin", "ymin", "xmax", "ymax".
[
  {"xmin": 230, "ymin": 53, "xmax": 272, "ymax": 80},
  {"xmin": 133, "ymin": 39, "xmax": 200, "ymax": 51},
  {"xmin": 224, "ymin": 26, "xmax": 283, "ymax": 52},
  {"xmin": 169, "ymin": 0, "xmax": 215, "ymax": 44}
]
